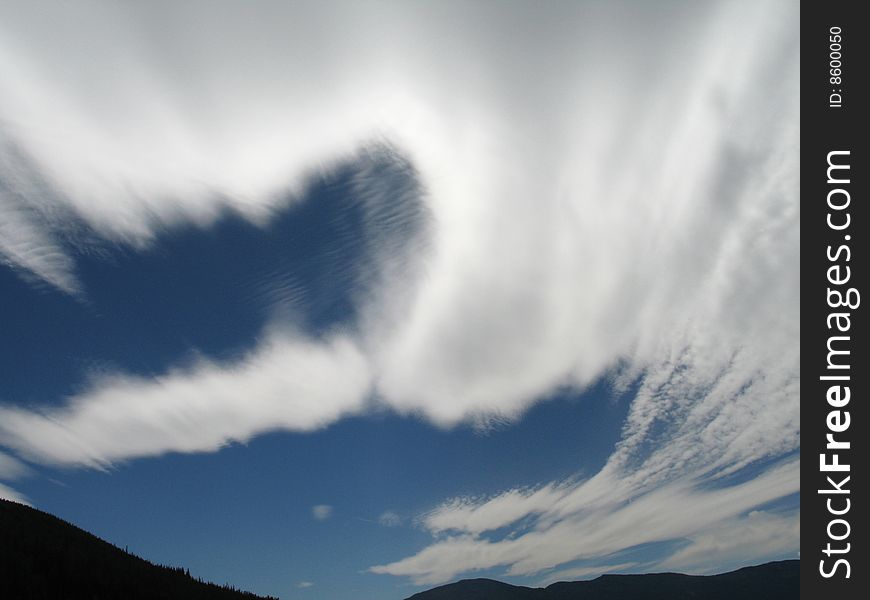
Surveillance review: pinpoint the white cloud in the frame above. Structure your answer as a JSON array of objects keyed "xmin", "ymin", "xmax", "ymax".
[
  {"xmin": 0, "ymin": 450, "xmax": 29, "ymax": 480},
  {"xmin": 370, "ymin": 460, "xmax": 799, "ymax": 584},
  {"xmin": 312, "ymin": 505, "xmax": 333, "ymax": 521},
  {"xmin": 656, "ymin": 509, "xmax": 800, "ymax": 574},
  {"xmin": 422, "ymin": 485, "xmax": 566, "ymax": 536},
  {"xmin": 0, "ymin": 138, "xmax": 81, "ymax": 294},
  {"xmin": 0, "ymin": 482, "xmax": 30, "ymax": 505},
  {"xmin": 0, "ymin": 0, "xmax": 798, "ymax": 581},
  {"xmin": 0, "ymin": 0, "xmax": 798, "ymax": 459},
  {"xmin": 296, "ymin": 581, "xmax": 314, "ymax": 589},
  {"xmin": 0, "ymin": 334, "xmax": 371, "ymax": 467},
  {"xmin": 378, "ymin": 511, "xmax": 403, "ymax": 527},
  {"xmin": 0, "ymin": 451, "xmax": 30, "ymax": 505}
]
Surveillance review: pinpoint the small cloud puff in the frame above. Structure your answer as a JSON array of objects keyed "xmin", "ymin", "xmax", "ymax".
[
  {"xmin": 378, "ymin": 511, "xmax": 402, "ymax": 527},
  {"xmin": 311, "ymin": 504, "xmax": 333, "ymax": 521}
]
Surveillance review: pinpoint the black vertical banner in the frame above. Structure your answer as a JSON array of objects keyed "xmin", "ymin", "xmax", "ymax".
[{"xmin": 802, "ymin": 2, "xmax": 866, "ymax": 599}]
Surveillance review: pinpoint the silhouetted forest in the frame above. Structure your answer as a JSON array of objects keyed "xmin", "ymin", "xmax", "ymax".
[
  {"xmin": 0, "ymin": 498, "xmax": 277, "ymax": 600},
  {"xmin": 405, "ymin": 560, "xmax": 799, "ymax": 600}
]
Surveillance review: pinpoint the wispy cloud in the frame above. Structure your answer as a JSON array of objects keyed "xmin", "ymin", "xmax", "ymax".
[
  {"xmin": 0, "ymin": 450, "xmax": 29, "ymax": 480},
  {"xmin": 0, "ymin": 483, "xmax": 29, "ymax": 505},
  {"xmin": 370, "ymin": 460, "xmax": 799, "ymax": 584},
  {"xmin": 0, "ymin": 0, "xmax": 797, "ymax": 461},
  {"xmin": 0, "ymin": 450, "xmax": 30, "ymax": 505},
  {"xmin": 656, "ymin": 509, "xmax": 800, "ymax": 573},
  {"xmin": 296, "ymin": 581, "xmax": 314, "ymax": 589},
  {"xmin": 311, "ymin": 505, "xmax": 333, "ymax": 521},
  {"xmin": 0, "ymin": 0, "xmax": 798, "ymax": 580},
  {"xmin": 378, "ymin": 511, "xmax": 403, "ymax": 528},
  {"xmin": 0, "ymin": 138, "xmax": 81, "ymax": 294},
  {"xmin": 0, "ymin": 335, "xmax": 371, "ymax": 467}
]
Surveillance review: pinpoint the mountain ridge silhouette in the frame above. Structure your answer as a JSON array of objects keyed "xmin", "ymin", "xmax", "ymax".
[
  {"xmin": 2, "ymin": 497, "xmax": 797, "ymax": 599},
  {"xmin": 0, "ymin": 498, "xmax": 276, "ymax": 599},
  {"xmin": 405, "ymin": 560, "xmax": 799, "ymax": 600}
]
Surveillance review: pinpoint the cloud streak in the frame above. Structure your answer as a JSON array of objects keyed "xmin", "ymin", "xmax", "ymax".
[
  {"xmin": 0, "ymin": 450, "xmax": 30, "ymax": 504},
  {"xmin": 0, "ymin": 138, "xmax": 81, "ymax": 294},
  {"xmin": 370, "ymin": 461, "xmax": 799, "ymax": 584},
  {"xmin": 0, "ymin": 334, "xmax": 371, "ymax": 467}
]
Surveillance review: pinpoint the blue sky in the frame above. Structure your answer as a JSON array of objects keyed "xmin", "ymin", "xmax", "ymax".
[{"xmin": 0, "ymin": 2, "xmax": 799, "ymax": 599}]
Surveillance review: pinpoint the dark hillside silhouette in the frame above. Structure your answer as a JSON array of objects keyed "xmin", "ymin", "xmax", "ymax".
[
  {"xmin": 405, "ymin": 560, "xmax": 798, "ymax": 600},
  {"xmin": 0, "ymin": 498, "xmax": 277, "ymax": 600}
]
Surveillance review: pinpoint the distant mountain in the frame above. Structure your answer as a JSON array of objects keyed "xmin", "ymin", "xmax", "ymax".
[
  {"xmin": 405, "ymin": 560, "xmax": 799, "ymax": 600},
  {"xmin": 0, "ymin": 498, "xmax": 277, "ymax": 600}
]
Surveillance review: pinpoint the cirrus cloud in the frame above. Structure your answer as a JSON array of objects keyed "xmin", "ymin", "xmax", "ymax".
[{"xmin": 0, "ymin": 0, "xmax": 798, "ymax": 582}]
